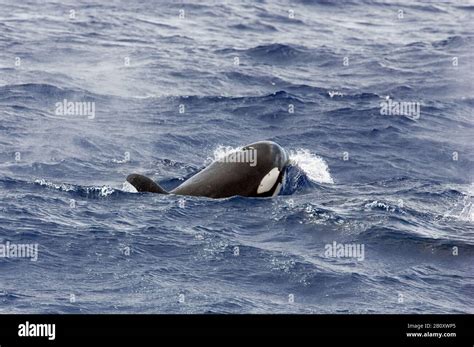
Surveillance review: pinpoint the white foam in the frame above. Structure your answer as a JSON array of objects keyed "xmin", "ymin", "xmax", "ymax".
[
  {"xmin": 443, "ymin": 183, "xmax": 474, "ymax": 223},
  {"xmin": 121, "ymin": 181, "xmax": 138, "ymax": 193},
  {"xmin": 34, "ymin": 179, "xmax": 75, "ymax": 192},
  {"xmin": 34, "ymin": 179, "xmax": 117, "ymax": 197},
  {"xmin": 459, "ymin": 197, "xmax": 473, "ymax": 223},
  {"xmin": 289, "ymin": 149, "xmax": 334, "ymax": 184},
  {"xmin": 328, "ymin": 90, "xmax": 344, "ymax": 98},
  {"xmin": 97, "ymin": 185, "xmax": 115, "ymax": 197}
]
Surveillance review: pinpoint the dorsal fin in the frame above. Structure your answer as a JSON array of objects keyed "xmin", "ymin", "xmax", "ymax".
[{"xmin": 126, "ymin": 174, "xmax": 169, "ymax": 194}]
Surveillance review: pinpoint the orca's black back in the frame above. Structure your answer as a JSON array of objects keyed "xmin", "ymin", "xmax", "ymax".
[{"xmin": 171, "ymin": 141, "xmax": 288, "ymax": 198}]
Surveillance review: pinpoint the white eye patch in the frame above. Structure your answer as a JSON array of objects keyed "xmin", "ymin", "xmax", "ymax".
[{"xmin": 257, "ymin": 167, "xmax": 280, "ymax": 194}]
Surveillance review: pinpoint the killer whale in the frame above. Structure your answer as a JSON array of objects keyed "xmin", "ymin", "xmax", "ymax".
[{"xmin": 126, "ymin": 141, "xmax": 289, "ymax": 199}]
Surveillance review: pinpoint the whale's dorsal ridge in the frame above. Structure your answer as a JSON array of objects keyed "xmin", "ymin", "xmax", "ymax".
[{"xmin": 126, "ymin": 174, "xmax": 169, "ymax": 194}]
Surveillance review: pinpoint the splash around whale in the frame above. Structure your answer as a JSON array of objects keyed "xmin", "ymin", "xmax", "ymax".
[{"xmin": 126, "ymin": 141, "xmax": 289, "ymax": 199}]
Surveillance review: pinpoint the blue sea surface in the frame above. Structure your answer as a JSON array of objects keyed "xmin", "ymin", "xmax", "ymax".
[{"xmin": 0, "ymin": 0, "xmax": 473, "ymax": 313}]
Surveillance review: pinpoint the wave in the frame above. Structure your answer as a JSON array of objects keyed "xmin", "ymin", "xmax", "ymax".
[
  {"xmin": 296, "ymin": 0, "xmax": 448, "ymax": 13},
  {"xmin": 33, "ymin": 179, "xmax": 120, "ymax": 198},
  {"xmin": 1, "ymin": 177, "xmax": 122, "ymax": 198},
  {"xmin": 358, "ymin": 225, "xmax": 474, "ymax": 249},
  {"xmin": 364, "ymin": 200, "xmax": 403, "ymax": 213},
  {"xmin": 440, "ymin": 183, "xmax": 474, "ymax": 223},
  {"xmin": 229, "ymin": 22, "xmax": 278, "ymax": 32},
  {"xmin": 431, "ymin": 35, "xmax": 473, "ymax": 49},
  {"xmin": 0, "ymin": 83, "xmax": 123, "ymax": 103},
  {"xmin": 0, "ymin": 83, "xmax": 79, "ymax": 97},
  {"xmin": 245, "ymin": 43, "xmax": 306, "ymax": 60},
  {"xmin": 169, "ymin": 86, "xmax": 380, "ymax": 106},
  {"xmin": 216, "ymin": 43, "xmax": 337, "ymax": 66},
  {"xmin": 282, "ymin": 84, "xmax": 382, "ymax": 100}
]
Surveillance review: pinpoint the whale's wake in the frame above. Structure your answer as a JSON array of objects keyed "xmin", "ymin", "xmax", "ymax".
[{"xmin": 288, "ymin": 149, "xmax": 334, "ymax": 184}]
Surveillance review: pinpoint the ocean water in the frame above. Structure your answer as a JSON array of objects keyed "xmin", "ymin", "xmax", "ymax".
[{"xmin": 0, "ymin": 0, "xmax": 473, "ymax": 313}]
